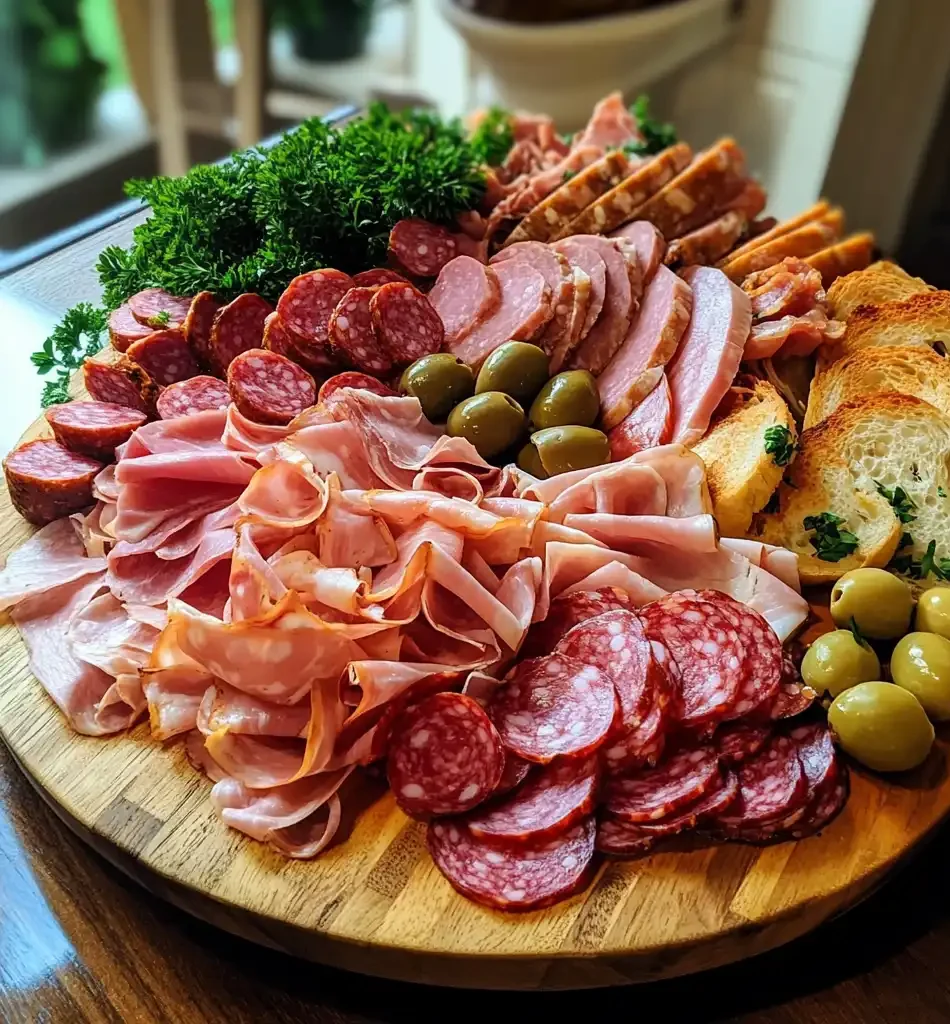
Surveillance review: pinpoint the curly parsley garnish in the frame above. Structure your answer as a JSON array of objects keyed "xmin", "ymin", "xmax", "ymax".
[
  {"xmin": 874, "ymin": 480, "xmax": 917, "ymax": 523},
  {"xmin": 764, "ymin": 424, "xmax": 795, "ymax": 466},
  {"xmin": 468, "ymin": 106, "xmax": 515, "ymax": 168},
  {"xmin": 147, "ymin": 310, "xmax": 170, "ymax": 328},
  {"xmin": 803, "ymin": 512, "xmax": 859, "ymax": 562},
  {"xmin": 31, "ymin": 303, "xmax": 108, "ymax": 408},
  {"xmin": 624, "ymin": 94, "xmax": 678, "ymax": 157}
]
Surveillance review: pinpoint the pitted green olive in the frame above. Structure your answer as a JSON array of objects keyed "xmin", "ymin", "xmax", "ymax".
[
  {"xmin": 800, "ymin": 630, "xmax": 881, "ymax": 698},
  {"xmin": 528, "ymin": 370, "xmax": 600, "ymax": 430},
  {"xmin": 446, "ymin": 392, "xmax": 526, "ymax": 459},
  {"xmin": 531, "ymin": 425, "xmax": 610, "ymax": 476},
  {"xmin": 475, "ymin": 342, "xmax": 550, "ymax": 403},
  {"xmin": 516, "ymin": 441, "xmax": 548, "ymax": 479},
  {"xmin": 829, "ymin": 681, "xmax": 934, "ymax": 772},
  {"xmin": 916, "ymin": 586, "xmax": 950, "ymax": 640},
  {"xmin": 399, "ymin": 354, "xmax": 474, "ymax": 422},
  {"xmin": 891, "ymin": 631, "xmax": 950, "ymax": 720},
  {"xmin": 830, "ymin": 568, "xmax": 913, "ymax": 639}
]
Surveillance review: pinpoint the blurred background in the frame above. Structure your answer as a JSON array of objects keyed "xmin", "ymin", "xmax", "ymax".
[{"xmin": 1, "ymin": 0, "xmax": 949, "ymax": 282}]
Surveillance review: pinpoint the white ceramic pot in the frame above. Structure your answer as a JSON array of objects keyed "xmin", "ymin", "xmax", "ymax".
[{"xmin": 439, "ymin": 0, "xmax": 735, "ymax": 129}]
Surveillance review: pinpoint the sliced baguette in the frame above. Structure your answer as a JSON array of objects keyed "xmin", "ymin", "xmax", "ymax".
[
  {"xmin": 825, "ymin": 260, "xmax": 932, "ymax": 319},
  {"xmin": 691, "ymin": 380, "xmax": 797, "ymax": 537},
  {"xmin": 751, "ymin": 392, "xmax": 950, "ymax": 583},
  {"xmin": 804, "ymin": 345, "xmax": 950, "ymax": 429}
]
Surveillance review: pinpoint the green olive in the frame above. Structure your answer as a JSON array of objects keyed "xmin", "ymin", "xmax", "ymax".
[
  {"xmin": 830, "ymin": 568, "xmax": 913, "ymax": 639},
  {"xmin": 801, "ymin": 629, "xmax": 881, "ymax": 698},
  {"xmin": 531, "ymin": 425, "xmax": 610, "ymax": 476},
  {"xmin": 916, "ymin": 586, "xmax": 950, "ymax": 639},
  {"xmin": 829, "ymin": 681, "xmax": 934, "ymax": 772},
  {"xmin": 399, "ymin": 354, "xmax": 474, "ymax": 422},
  {"xmin": 528, "ymin": 370, "xmax": 600, "ymax": 430},
  {"xmin": 891, "ymin": 632, "xmax": 950, "ymax": 720},
  {"xmin": 475, "ymin": 342, "xmax": 550, "ymax": 403},
  {"xmin": 446, "ymin": 392, "xmax": 526, "ymax": 459},
  {"xmin": 516, "ymin": 441, "xmax": 548, "ymax": 479}
]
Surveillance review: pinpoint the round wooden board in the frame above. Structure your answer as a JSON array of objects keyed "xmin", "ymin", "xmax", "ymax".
[{"xmin": 1, "ymin": 407, "xmax": 948, "ymax": 990}]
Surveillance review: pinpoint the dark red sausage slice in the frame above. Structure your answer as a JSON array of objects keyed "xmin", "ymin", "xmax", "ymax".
[
  {"xmin": 521, "ymin": 588, "xmax": 632, "ymax": 660},
  {"xmin": 387, "ymin": 692, "xmax": 505, "ymax": 818},
  {"xmin": 428, "ymin": 817, "xmax": 595, "ymax": 911},
  {"xmin": 353, "ymin": 268, "xmax": 410, "ymax": 288},
  {"xmin": 595, "ymin": 816, "xmax": 657, "ymax": 857},
  {"xmin": 494, "ymin": 753, "xmax": 532, "ymax": 796},
  {"xmin": 127, "ymin": 288, "xmax": 193, "ymax": 328},
  {"xmin": 227, "ymin": 348, "xmax": 316, "ymax": 426},
  {"xmin": 632, "ymin": 769, "xmax": 739, "ymax": 835},
  {"xmin": 318, "ymin": 372, "xmax": 395, "ymax": 403},
  {"xmin": 4, "ymin": 439, "xmax": 103, "ymax": 525},
  {"xmin": 276, "ymin": 269, "xmax": 354, "ymax": 368},
  {"xmin": 209, "ymin": 293, "xmax": 274, "ymax": 375},
  {"xmin": 183, "ymin": 291, "xmax": 221, "ymax": 371},
  {"xmin": 768, "ymin": 650, "xmax": 817, "ymax": 720},
  {"xmin": 126, "ymin": 328, "xmax": 201, "ymax": 385},
  {"xmin": 370, "ymin": 282, "xmax": 445, "ymax": 367},
  {"xmin": 45, "ymin": 401, "xmax": 147, "ymax": 461},
  {"xmin": 156, "ymin": 376, "xmax": 230, "ymax": 420},
  {"xmin": 261, "ymin": 311, "xmax": 297, "ymax": 360},
  {"xmin": 388, "ymin": 218, "xmax": 457, "ymax": 277},
  {"xmin": 328, "ymin": 286, "xmax": 392, "ymax": 374},
  {"xmin": 604, "ymin": 745, "xmax": 720, "ymax": 823},
  {"xmin": 108, "ymin": 303, "xmax": 150, "ymax": 352},
  {"xmin": 83, "ymin": 358, "xmax": 159, "ymax": 415},
  {"xmin": 716, "ymin": 721, "xmax": 771, "ymax": 765}
]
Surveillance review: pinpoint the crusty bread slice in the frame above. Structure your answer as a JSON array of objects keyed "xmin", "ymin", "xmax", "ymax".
[
  {"xmin": 752, "ymin": 392, "xmax": 950, "ymax": 583},
  {"xmin": 825, "ymin": 260, "xmax": 932, "ymax": 319},
  {"xmin": 691, "ymin": 380, "xmax": 797, "ymax": 537},
  {"xmin": 804, "ymin": 345, "xmax": 950, "ymax": 429}
]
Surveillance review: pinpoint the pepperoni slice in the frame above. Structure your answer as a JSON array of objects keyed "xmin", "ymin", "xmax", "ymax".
[
  {"xmin": 209, "ymin": 294, "xmax": 274, "ymax": 375},
  {"xmin": 353, "ymin": 268, "xmax": 410, "ymax": 288},
  {"xmin": 276, "ymin": 269, "xmax": 354, "ymax": 367},
  {"xmin": 4, "ymin": 439, "xmax": 103, "ymax": 525},
  {"xmin": 227, "ymin": 349, "xmax": 316, "ymax": 426},
  {"xmin": 127, "ymin": 287, "xmax": 193, "ymax": 328},
  {"xmin": 594, "ymin": 817, "xmax": 657, "ymax": 857},
  {"xmin": 184, "ymin": 291, "xmax": 222, "ymax": 371},
  {"xmin": 108, "ymin": 303, "xmax": 150, "ymax": 352},
  {"xmin": 328, "ymin": 286, "xmax": 392, "ymax": 374},
  {"xmin": 521, "ymin": 588, "xmax": 632, "ymax": 660},
  {"xmin": 387, "ymin": 692, "xmax": 505, "ymax": 818},
  {"xmin": 604, "ymin": 745, "xmax": 720, "ymax": 823},
  {"xmin": 318, "ymin": 372, "xmax": 395, "ymax": 404},
  {"xmin": 488, "ymin": 655, "xmax": 617, "ymax": 763},
  {"xmin": 45, "ymin": 401, "xmax": 146, "ymax": 460},
  {"xmin": 494, "ymin": 753, "xmax": 532, "ymax": 796},
  {"xmin": 389, "ymin": 218, "xmax": 457, "ymax": 277},
  {"xmin": 427, "ymin": 817, "xmax": 595, "ymax": 911},
  {"xmin": 467, "ymin": 755, "xmax": 598, "ymax": 846},
  {"xmin": 370, "ymin": 282, "xmax": 444, "ymax": 368},
  {"xmin": 126, "ymin": 328, "xmax": 201, "ymax": 385},
  {"xmin": 711, "ymin": 733, "xmax": 808, "ymax": 832},
  {"xmin": 716, "ymin": 721, "xmax": 771, "ymax": 766},
  {"xmin": 157, "ymin": 376, "xmax": 230, "ymax": 420}
]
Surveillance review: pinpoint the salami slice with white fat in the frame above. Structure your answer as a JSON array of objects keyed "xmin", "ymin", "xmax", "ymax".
[
  {"xmin": 494, "ymin": 753, "xmax": 532, "ymax": 796},
  {"xmin": 428, "ymin": 257, "xmax": 501, "ymax": 348},
  {"xmin": 488, "ymin": 655, "xmax": 617, "ymax": 763},
  {"xmin": 183, "ymin": 291, "xmax": 221, "ymax": 371},
  {"xmin": 467, "ymin": 754, "xmax": 598, "ymax": 846},
  {"xmin": 45, "ymin": 401, "xmax": 146, "ymax": 460},
  {"xmin": 83, "ymin": 358, "xmax": 159, "ymax": 416},
  {"xmin": 127, "ymin": 328, "xmax": 201, "ymax": 385},
  {"xmin": 370, "ymin": 282, "xmax": 444, "ymax": 368},
  {"xmin": 4, "ymin": 439, "xmax": 103, "ymax": 525},
  {"xmin": 353, "ymin": 268, "xmax": 410, "ymax": 288},
  {"xmin": 604, "ymin": 745, "xmax": 720, "ymax": 823},
  {"xmin": 594, "ymin": 816, "xmax": 657, "ymax": 857},
  {"xmin": 428, "ymin": 817, "xmax": 595, "ymax": 911},
  {"xmin": 318, "ymin": 372, "xmax": 395, "ymax": 403},
  {"xmin": 157, "ymin": 376, "xmax": 230, "ymax": 420},
  {"xmin": 788, "ymin": 764, "xmax": 848, "ymax": 840},
  {"xmin": 127, "ymin": 288, "xmax": 193, "ymax": 328},
  {"xmin": 209, "ymin": 293, "xmax": 274, "ymax": 375},
  {"xmin": 108, "ymin": 303, "xmax": 150, "ymax": 352},
  {"xmin": 277, "ymin": 269, "xmax": 354, "ymax": 368},
  {"xmin": 329, "ymin": 286, "xmax": 392, "ymax": 374},
  {"xmin": 389, "ymin": 218, "xmax": 457, "ymax": 277},
  {"xmin": 769, "ymin": 650, "xmax": 817, "ymax": 720},
  {"xmin": 387, "ymin": 692, "xmax": 505, "ymax": 818},
  {"xmin": 716, "ymin": 721, "xmax": 771, "ymax": 766},
  {"xmin": 521, "ymin": 587, "xmax": 632, "ymax": 660},
  {"xmin": 227, "ymin": 348, "xmax": 316, "ymax": 426},
  {"xmin": 261, "ymin": 311, "xmax": 297, "ymax": 360}
]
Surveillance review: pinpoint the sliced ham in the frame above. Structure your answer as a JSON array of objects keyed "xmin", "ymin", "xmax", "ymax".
[
  {"xmin": 428, "ymin": 256, "xmax": 501, "ymax": 348},
  {"xmin": 609, "ymin": 221, "xmax": 665, "ymax": 283},
  {"xmin": 607, "ymin": 375, "xmax": 674, "ymax": 460},
  {"xmin": 572, "ymin": 91, "xmax": 641, "ymax": 151}
]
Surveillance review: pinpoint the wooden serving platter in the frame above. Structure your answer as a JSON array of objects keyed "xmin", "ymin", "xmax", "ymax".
[{"xmin": 0, "ymin": 409, "xmax": 947, "ymax": 990}]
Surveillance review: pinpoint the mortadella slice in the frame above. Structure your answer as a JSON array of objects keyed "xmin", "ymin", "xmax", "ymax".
[
  {"xmin": 428, "ymin": 256, "xmax": 501, "ymax": 348},
  {"xmin": 552, "ymin": 239, "xmax": 608, "ymax": 364},
  {"xmin": 610, "ymin": 221, "xmax": 665, "ymax": 284},
  {"xmin": 598, "ymin": 266, "xmax": 693, "ymax": 430},
  {"xmin": 666, "ymin": 266, "xmax": 751, "ymax": 445}
]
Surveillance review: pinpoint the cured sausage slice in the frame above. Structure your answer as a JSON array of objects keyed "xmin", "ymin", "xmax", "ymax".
[
  {"xmin": 126, "ymin": 328, "xmax": 201, "ymax": 385},
  {"xmin": 768, "ymin": 651, "xmax": 817, "ymax": 720},
  {"xmin": 607, "ymin": 375, "xmax": 673, "ymax": 460},
  {"xmin": 467, "ymin": 754, "xmax": 598, "ymax": 846},
  {"xmin": 488, "ymin": 655, "xmax": 617, "ymax": 763},
  {"xmin": 318, "ymin": 372, "xmax": 395, "ymax": 403},
  {"xmin": 108, "ymin": 303, "xmax": 150, "ymax": 352},
  {"xmin": 328, "ymin": 286, "xmax": 391, "ymax": 374},
  {"xmin": 353, "ymin": 268, "xmax": 410, "ymax": 288},
  {"xmin": 788, "ymin": 764, "xmax": 848, "ymax": 840},
  {"xmin": 494, "ymin": 753, "xmax": 532, "ymax": 796},
  {"xmin": 276, "ymin": 269, "xmax": 353, "ymax": 367},
  {"xmin": 716, "ymin": 721, "xmax": 771, "ymax": 766},
  {"xmin": 127, "ymin": 287, "xmax": 193, "ymax": 328},
  {"xmin": 227, "ymin": 348, "xmax": 316, "ymax": 426},
  {"xmin": 4, "ymin": 439, "xmax": 103, "ymax": 525},
  {"xmin": 387, "ymin": 692, "xmax": 505, "ymax": 818},
  {"xmin": 388, "ymin": 218, "xmax": 457, "ymax": 277},
  {"xmin": 521, "ymin": 588, "xmax": 632, "ymax": 660},
  {"xmin": 665, "ymin": 210, "xmax": 748, "ymax": 270},
  {"xmin": 594, "ymin": 816, "xmax": 657, "ymax": 857},
  {"xmin": 562, "ymin": 268, "xmax": 593, "ymax": 369},
  {"xmin": 157, "ymin": 376, "xmax": 230, "ymax": 420},
  {"xmin": 429, "ymin": 257, "xmax": 501, "ymax": 348},
  {"xmin": 83, "ymin": 358, "xmax": 159, "ymax": 415},
  {"xmin": 370, "ymin": 282, "xmax": 445, "ymax": 368},
  {"xmin": 604, "ymin": 745, "xmax": 720, "ymax": 823},
  {"xmin": 261, "ymin": 311, "xmax": 297, "ymax": 360},
  {"xmin": 428, "ymin": 817, "xmax": 595, "ymax": 911},
  {"xmin": 45, "ymin": 401, "xmax": 146, "ymax": 460},
  {"xmin": 609, "ymin": 221, "xmax": 665, "ymax": 284},
  {"xmin": 711, "ymin": 733, "xmax": 807, "ymax": 832},
  {"xmin": 183, "ymin": 291, "xmax": 221, "ymax": 371},
  {"xmin": 209, "ymin": 293, "xmax": 274, "ymax": 376}
]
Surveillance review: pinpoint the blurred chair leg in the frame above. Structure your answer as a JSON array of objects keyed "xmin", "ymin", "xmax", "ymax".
[
  {"xmin": 114, "ymin": 0, "xmax": 156, "ymax": 124},
  {"xmin": 234, "ymin": 0, "xmax": 266, "ymax": 149},
  {"xmin": 149, "ymin": 0, "xmax": 190, "ymax": 176}
]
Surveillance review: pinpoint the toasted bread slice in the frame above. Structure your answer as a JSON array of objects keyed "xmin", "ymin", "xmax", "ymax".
[
  {"xmin": 805, "ymin": 345, "xmax": 950, "ymax": 428},
  {"xmin": 691, "ymin": 380, "xmax": 797, "ymax": 537},
  {"xmin": 825, "ymin": 260, "xmax": 932, "ymax": 319},
  {"xmin": 752, "ymin": 392, "xmax": 950, "ymax": 583},
  {"xmin": 805, "ymin": 231, "xmax": 874, "ymax": 288}
]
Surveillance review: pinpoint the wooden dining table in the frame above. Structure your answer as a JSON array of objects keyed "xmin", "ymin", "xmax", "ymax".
[{"xmin": 3, "ymin": 212, "xmax": 950, "ymax": 1024}]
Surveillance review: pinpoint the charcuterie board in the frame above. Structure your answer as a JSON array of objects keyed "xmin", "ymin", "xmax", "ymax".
[{"xmin": 0, "ymin": 404, "xmax": 946, "ymax": 990}]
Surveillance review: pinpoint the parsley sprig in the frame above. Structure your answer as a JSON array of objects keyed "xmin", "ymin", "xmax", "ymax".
[
  {"xmin": 468, "ymin": 106, "xmax": 515, "ymax": 167},
  {"xmin": 803, "ymin": 512, "xmax": 859, "ymax": 562},
  {"xmin": 624, "ymin": 95, "xmax": 678, "ymax": 157},
  {"xmin": 31, "ymin": 303, "xmax": 107, "ymax": 408},
  {"xmin": 874, "ymin": 480, "xmax": 917, "ymax": 523},
  {"xmin": 891, "ymin": 539, "xmax": 950, "ymax": 581},
  {"xmin": 764, "ymin": 424, "xmax": 795, "ymax": 466}
]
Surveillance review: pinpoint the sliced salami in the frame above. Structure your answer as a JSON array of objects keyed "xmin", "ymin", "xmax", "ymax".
[
  {"xmin": 108, "ymin": 303, "xmax": 150, "ymax": 352},
  {"xmin": 45, "ymin": 401, "xmax": 146, "ymax": 461},
  {"xmin": 711, "ymin": 733, "xmax": 808, "ymax": 832},
  {"xmin": 387, "ymin": 692, "xmax": 505, "ymax": 818},
  {"xmin": 716, "ymin": 721, "xmax": 771, "ymax": 766},
  {"xmin": 4, "ymin": 439, "xmax": 103, "ymax": 525},
  {"xmin": 487, "ymin": 655, "xmax": 617, "ymax": 763},
  {"xmin": 208, "ymin": 293, "xmax": 274, "ymax": 375},
  {"xmin": 428, "ymin": 257, "xmax": 501, "ymax": 348},
  {"xmin": 789, "ymin": 765, "xmax": 848, "ymax": 840},
  {"xmin": 495, "ymin": 753, "xmax": 532, "ymax": 796},
  {"xmin": 318, "ymin": 372, "xmax": 395, "ymax": 403},
  {"xmin": 127, "ymin": 287, "xmax": 193, "ymax": 329},
  {"xmin": 370, "ymin": 282, "xmax": 445, "ymax": 368},
  {"xmin": 521, "ymin": 588, "xmax": 632, "ymax": 660},
  {"xmin": 227, "ymin": 348, "xmax": 316, "ymax": 426},
  {"xmin": 363, "ymin": 672, "xmax": 463, "ymax": 763},
  {"xmin": 594, "ymin": 816, "xmax": 656, "ymax": 857},
  {"xmin": 157, "ymin": 376, "xmax": 230, "ymax": 420},
  {"xmin": 83, "ymin": 358, "xmax": 157, "ymax": 415},
  {"xmin": 276, "ymin": 269, "xmax": 353, "ymax": 366},
  {"xmin": 389, "ymin": 218, "xmax": 457, "ymax": 277},
  {"xmin": 428, "ymin": 817, "xmax": 595, "ymax": 911},
  {"xmin": 769, "ymin": 651, "xmax": 817, "ymax": 720},
  {"xmin": 604, "ymin": 745, "xmax": 720, "ymax": 823},
  {"xmin": 467, "ymin": 754, "xmax": 598, "ymax": 846},
  {"xmin": 127, "ymin": 328, "xmax": 201, "ymax": 385},
  {"xmin": 353, "ymin": 268, "xmax": 410, "ymax": 288},
  {"xmin": 183, "ymin": 291, "xmax": 221, "ymax": 371},
  {"xmin": 329, "ymin": 286, "xmax": 391, "ymax": 374},
  {"xmin": 261, "ymin": 311, "xmax": 296, "ymax": 360}
]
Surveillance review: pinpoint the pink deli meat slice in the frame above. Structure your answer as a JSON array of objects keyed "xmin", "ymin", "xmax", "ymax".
[
  {"xmin": 552, "ymin": 239, "xmax": 608, "ymax": 352},
  {"xmin": 598, "ymin": 265, "xmax": 693, "ymax": 430},
  {"xmin": 609, "ymin": 221, "xmax": 666, "ymax": 284},
  {"xmin": 605, "ymin": 745, "xmax": 720, "ymax": 822},
  {"xmin": 666, "ymin": 266, "xmax": 752, "ymax": 445},
  {"xmin": 607, "ymin": 375, "xmax": 673, "ymax": 460},
  {"xmin": 428, "ymin": 256, "xmax": 501, "ymax": 348},
  {"xmin": 446, "ymin": 260, "xmax": 553, "ymax": 369}
]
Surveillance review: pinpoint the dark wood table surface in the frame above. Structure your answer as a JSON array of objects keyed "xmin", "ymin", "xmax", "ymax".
[{"xmin": 3, "ymin": 217, "xmax": 950, "ymax": 1024}]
